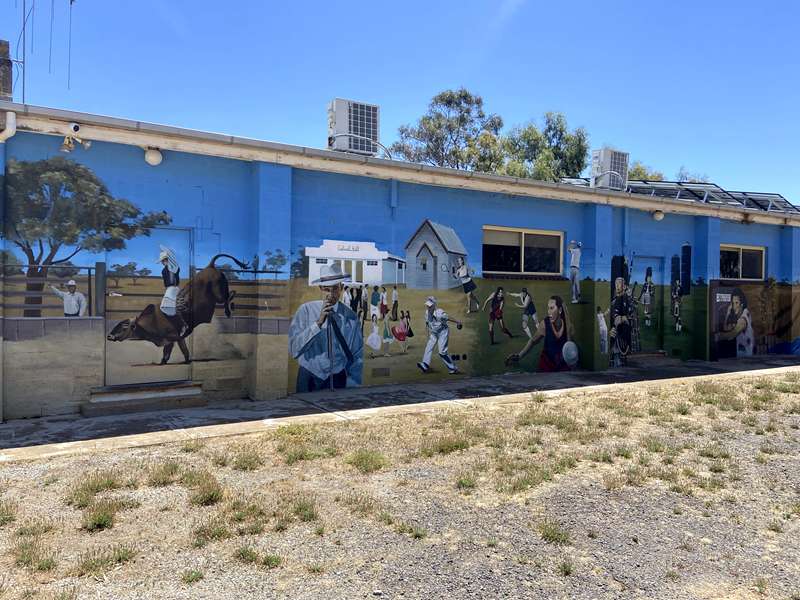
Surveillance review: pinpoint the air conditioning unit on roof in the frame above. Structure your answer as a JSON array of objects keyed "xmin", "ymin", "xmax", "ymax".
[
  {"xmin": 591, "ymin": 147, "xmax": 629, "ymax": 190},
  {"xmin": 327, "ymin": 98, "xmax": 380, "ymax": 156}
]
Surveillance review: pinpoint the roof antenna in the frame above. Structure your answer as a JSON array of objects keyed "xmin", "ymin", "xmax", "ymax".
[
  {"xmin": 68, "ymin": 0, "xmax": 75, "ymax": 89},
  {"xmin": 30, "ymin": 0, "xmax": 35, "ymax": 54},
  {"xmin": 48, "ymin": 0, "xmax": 54, "ymax": 73}
]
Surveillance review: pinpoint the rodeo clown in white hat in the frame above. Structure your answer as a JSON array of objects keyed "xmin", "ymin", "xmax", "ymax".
[
  {"xmin": 158, "ymin": 245, "xmax": 188, "ymax": 336},
  {"xmin": 288, "ymin": 263, "xmax": 364, "ymax": 392},
  {"xmin": 417, "ymin": 295, "xmax": 462, "ymax": 375}
]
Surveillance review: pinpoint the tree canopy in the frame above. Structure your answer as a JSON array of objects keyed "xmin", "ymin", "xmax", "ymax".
[
  {"xmin": 4, "ymin": 157, "xmax": 171, "ymax": 273},
  {"xmin": 390, "ymin": 89, "xmax": 589, "ymax": 181},
  {"xmin": 628, "ymin": 161, "xmax": 665, "ymax": 181},
  {"xmin": 390, "ymin": 88, "xmax": 503, "ymax": 171},
  {"xmin": 502, "ymin": 113, "xmax": 589, "ymax": 180}
]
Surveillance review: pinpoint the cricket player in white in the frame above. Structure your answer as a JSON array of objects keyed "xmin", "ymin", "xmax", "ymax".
[
  {"xmin": 417, "ymin": 296, "xmax": 462, "ymax": 374},
  {"xmin": 568, "ymin": 240, "xmax": 582, "ymax": 304}
]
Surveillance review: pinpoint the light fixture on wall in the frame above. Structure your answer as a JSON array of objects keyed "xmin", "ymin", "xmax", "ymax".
[
  {"xmin": 652, "ymin": 210, "xmax": 665, "ymax": 221},
  {"xmin": 59, "ymin": 135, "xmax": 91, "ymax": 153},
  {"xmin": 144, "ymin": 147, "xmax": 163, "ymax": 166}
]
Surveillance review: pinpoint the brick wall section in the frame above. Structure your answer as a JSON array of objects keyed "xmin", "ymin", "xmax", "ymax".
[
  {"xmin": 3, "ymin": 318, "xmax": 105, "ymax": 419},
  {"xmin": 1, "ymin": 317, "xmax": 290, "ymax": 420}
]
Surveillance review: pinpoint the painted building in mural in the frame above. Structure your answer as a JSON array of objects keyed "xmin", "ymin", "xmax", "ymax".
[{"xmin": 1, "ymin": 102, "xmax": 800, "ymax": 420}]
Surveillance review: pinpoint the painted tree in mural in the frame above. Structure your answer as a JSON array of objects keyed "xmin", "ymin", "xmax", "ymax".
[
  {"xmin": 390, "ymin": 88, "xmax": 504, "ymax": 171},
  {"xmin": 110, "ymin": 262, "xmax": 138, "ymax": 287},
  {"xmin": 136, "ymin": 267, "xmax": 152, "ymax": 283},
  {"xmin": 4, "ymin": 157, "xmax": 171, "ymax": 316},
  {"xmin": 51, "ymin": 261, "xmax": 80, "ymax": 278},
  {"xmin": 0, "ymin": 250, "xmax": 24, "ymax": 275},
  {"xmin": 264, "ymin": 248, "xmax": 288, "ymax": 279}
]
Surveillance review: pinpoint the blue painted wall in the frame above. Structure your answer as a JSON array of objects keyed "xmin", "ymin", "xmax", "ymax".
[
  {"xmin": 291, "ymin": 168, "xmax": 587, "ymax": 277},
  {"xmin": 5, "ymin": 132, "xmax": 260, "ymax": 267}
]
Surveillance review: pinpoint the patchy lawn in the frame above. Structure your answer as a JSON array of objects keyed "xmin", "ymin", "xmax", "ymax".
[{"xmin": 1, "ymin": 372, "xmax": 800, "ymax": 599}]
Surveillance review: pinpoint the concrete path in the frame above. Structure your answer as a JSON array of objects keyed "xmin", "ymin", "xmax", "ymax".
[{"xmin": 2, "ymin": 354, "xmax": 799, "ymax": 463}]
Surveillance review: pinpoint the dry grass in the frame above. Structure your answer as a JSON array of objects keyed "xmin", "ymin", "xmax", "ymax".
[{"xmin": 1, "ymin": 370, "xmax": 799, "ymax": 596}]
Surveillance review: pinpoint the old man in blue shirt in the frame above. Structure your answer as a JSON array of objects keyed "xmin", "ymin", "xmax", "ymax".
[{"xmin": 289, "ymin": 263, "xmax": 364, "ymax": 392}]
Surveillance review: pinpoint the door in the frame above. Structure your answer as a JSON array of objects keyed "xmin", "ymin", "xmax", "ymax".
[
  {"xmin": 104, "ymin": 227, "xmax": 194, "ymax": 386},
  {"xmin": 630, "ymin": 256, "xmax": 664, "ymax": 353}
]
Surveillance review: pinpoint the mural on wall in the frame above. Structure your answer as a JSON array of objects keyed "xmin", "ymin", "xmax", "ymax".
[
  {"xmin": 711, "ymin": 287, "xmax": 754, "ymax": 358},
  {"xmin": 568, "ymin": 240, "xmax": 582, "ymax": 303},
  {"xmin": 288, "ymin": 263, "xmax": 364, "ymax": 392},
  {"xmin": 106, "ymin": 253, "xmax": 247, "ymax": 364},
  {"xmin": 505, "ymin": 295, "xmax": 578, "ymax": 372},
  {"xmin": 603, "ymin": 244, "xmax": 698, "ymax": 366},
  {"xmin": 2, "ymin": 154, "xmax": 266, "ymax": 398},
  {"xmin": 709, "ymin": 280, "xmax": 796, "ymax": 359},
  {"xmin": 287, "ymin": 219, "xmax": 586, "ymax": 392},
  {"xmin": 3, "ymin": 157, "xmax": 170, "ymax": 317}
]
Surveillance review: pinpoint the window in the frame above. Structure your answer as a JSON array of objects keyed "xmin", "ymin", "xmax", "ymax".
[
  {"xmin": 397, "ymin": 263, "xmax": 404, "ymax": 270},
  {"xmin": 315, "ymin": 258, "xmax": 328, "ymax": 265},
  {"xmin": 420, "ymin": 259, "xmax": 427, "ymax": 271},
  {"xmin": 720, "ymin": 244, "xmax": 764, "ymax": 280},
  {"xmin": 366, "ymin": 260, "xmax": 378, "ymax": 266},
  {"xmin": 482, "ymin": 226, "xmax": 563, "ymax": 275}
]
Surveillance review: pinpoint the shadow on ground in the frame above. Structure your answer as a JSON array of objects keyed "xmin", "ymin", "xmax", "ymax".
[{"xmin": 2, "ymin": 355, "xmax": 799, "ymax": 450}]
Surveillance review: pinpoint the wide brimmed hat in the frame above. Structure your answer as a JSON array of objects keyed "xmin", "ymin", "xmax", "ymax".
[
  {"xmin": 425, "ymin": 296, "xmax": 437, "ymax": 307},
  {"xmin": 158, "ymin": 245, "xmax": 179, "ymax": 274},
  {"xmin": 312, "ymin": 263, "xmax": 351, "ymax": 286}
]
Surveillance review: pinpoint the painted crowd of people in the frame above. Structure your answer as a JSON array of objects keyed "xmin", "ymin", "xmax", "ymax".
[{"xmin": 288, "ymin": 260, "xmax": 581, "ymax": 394}]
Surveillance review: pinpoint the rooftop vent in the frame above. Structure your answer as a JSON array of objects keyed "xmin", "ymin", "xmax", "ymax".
[
  {"xmin": 591, "ymin": 147, "xmax": 629, "ymax": 190},
  {"xmin": 327, "ymin": 98, "xmax": 380, "ymax": 156}
]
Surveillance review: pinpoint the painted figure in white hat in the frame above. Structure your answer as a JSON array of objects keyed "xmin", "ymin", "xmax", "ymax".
[
  {"xmin": 50, "ymin": 279, "xmax": 86, "ymax": 317},
  {"xmin": 158, "ymin": 246, "xmax": 188, "ymax": 336},
  {"xmin": 417, "ymin": 296, "xmax": 462, "ymax": 375},
  {"xmin": 288, "ymin": 263, "xmax": 364, "ymax": 392}
]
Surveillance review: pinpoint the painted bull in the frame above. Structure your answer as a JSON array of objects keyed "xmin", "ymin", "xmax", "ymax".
[{"xmin": 106, "ymin": 253, "xmax": 248, "ymax": 364}]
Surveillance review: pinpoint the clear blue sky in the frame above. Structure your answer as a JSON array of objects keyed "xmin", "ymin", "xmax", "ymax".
[{"xmin": 3, "ymin": 0, "xmax": 799, "ymax": 202}]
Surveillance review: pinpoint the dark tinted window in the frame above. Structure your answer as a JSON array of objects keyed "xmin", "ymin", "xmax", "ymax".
[{"xmin": 741, "ymin": 249, "xmax": 763, "ymax": 279}]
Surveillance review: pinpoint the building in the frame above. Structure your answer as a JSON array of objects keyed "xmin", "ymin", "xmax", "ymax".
[
  {"xmin": 305, "ymin": 239, "xmax": 405, "ymax": 286},
  {"xmin": 2, "ymin": 98, "xmax": 800, "ymax": 421},
  {"xmin": 404, "ymin": 220, "xmax": 467, "ymax": 290}
]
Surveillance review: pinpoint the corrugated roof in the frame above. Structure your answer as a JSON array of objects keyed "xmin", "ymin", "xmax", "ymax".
[{"xmin": 428, "ymin": 221, "xmax": 467, "ymax": 255}]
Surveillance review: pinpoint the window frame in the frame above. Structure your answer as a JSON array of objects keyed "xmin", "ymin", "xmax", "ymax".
[
  {"xmin": 482, "ymin": 225, "xmax": 564, "ymax": 276},
  {"xmin": 719, "ymin": 243, "xmax": 765, "ymax": 281}
]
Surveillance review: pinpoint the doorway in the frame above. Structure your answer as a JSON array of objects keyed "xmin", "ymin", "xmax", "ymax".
[
  {"xmin": 104, "ymin": 227, "xmax": 194, "ymax": 386},
  {"xmin": 630, "ymin": 255, "xmax": 665, "ymax": 353}
]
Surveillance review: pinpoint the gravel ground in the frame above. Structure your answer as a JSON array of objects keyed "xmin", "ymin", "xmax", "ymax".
[{"xmin": 1, "ymin": 371, "xmax": 799, "ymax": 600}]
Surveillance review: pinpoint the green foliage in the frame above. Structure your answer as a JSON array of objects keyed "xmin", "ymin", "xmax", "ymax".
[
  {"xmin": 628, "ymin": 161, "xmax": 665, "ymax": 181},
  {"xmin": 4, "ymin": 157, "xmax": 171, "ymax": 270},
  {"xmin": 181, "ymin": 569, "xmax": 204, "ymax": 584},
  {"xmin": 346, "ymin": 449, "xmax": 388, "ymax": 474},
  {"xmin": 391, "ymin": 90, "xmax": 589, "ymax": 182},
  {"xmin": 390, "ymin": 88, "xmax": 503, "ymax": 171},
  {"xmin": 501, "ymin": 112, "xmax": 589, "ymax": 181}
]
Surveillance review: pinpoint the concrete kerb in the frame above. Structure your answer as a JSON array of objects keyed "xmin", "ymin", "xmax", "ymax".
[{"xmin": 2, "ymin": 364, "xmax": 799, "ymax": 464}]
